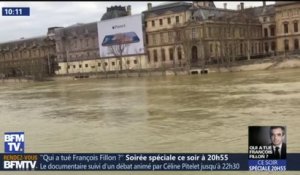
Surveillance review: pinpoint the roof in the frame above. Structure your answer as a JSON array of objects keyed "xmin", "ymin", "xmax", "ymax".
[
  {"xmin": 143, "ymin": 2, "xmax": 192, "ymax": 17},
  {"xmin": 0, "ymin": 35, "xmax": 47, "ymax": 47},
  {"xmin": 275, "ymin": 1, "xmax": 299, "ymax": 6},
  {"xmin": 244, "ymin": 4, "xmax": 275, "ymax": 17},
  {"xmin": 101, "ymin": 6, "xmax": 129, "ymax": 21},
  {"xmin": 54, "ymin": 22, "xmax": 98, "ymax": 38}
]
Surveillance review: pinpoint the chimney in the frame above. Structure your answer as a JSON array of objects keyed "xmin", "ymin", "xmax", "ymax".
[
  {"xmin": 240, "ymin": 2, "xmax": 244, "ymax": 10},
  {"xmin": 224, "ymin": 3, "xmax": 227, "ymax": 9},
  {"xmin": 127, "ymin": 5, "xmax": 131, "ymax": 15},
  {"xmin": 263, "ymin": 1, "xmax": 266, "ymax": 7},
  {"xmin": 147, "ymin": 3, "xmax": 152, "ymax": 10}
]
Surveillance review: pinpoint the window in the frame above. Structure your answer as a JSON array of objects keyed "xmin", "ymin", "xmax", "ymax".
[
  {"xmin": 105, "ymin": 62, "xmax": 108, "ymax": 66},
  {"xmin": 271, "ymin": 41, "xmax": 276, "ymax": 51},
  {"xmin": 176, "ymin": 16, "xmax": 179, "ymax": 23},
  {"xmin": 264, "ymin": 28, "xmax": 268, "ymax": 37},
  {"xmin": 112, "ymin": 62, "xmax": 115, "ymax": 66},
  {"xmin": 192, "ymin": 28, "xmax": 196, "ymax": 39},
  {"xmin": 176, "ymin": 31, "xmax": 181, "ymax": 41},
  {"xmin": 167, "ymin": 17, "xmax": 171, "ymax": 24},
  {"xmin": 208, "ymin": 27, "xmax": 211, "ymax": 37},
  {"xmin": 159, "ymin": 19, "xmax": 163, "ymax": 26},
  {"xmin": 210, "ymin": 44, "xmax": 213, "ymax": 53},
  {"xmin": 161, "ymin": 48, "xmax": 166, "ymax": 61},
  {"xmin": 240, "ymin": 43, "xmax": 243, "ymax": 55},
  {"xmin": 294, "ymin": 22, "xmax": 298, "ymax": 32},
  {"xmin": 152, "ymin": 20, "xmax": 155, "ymax": 27},
  {"xmin": 147, "ymin": 50, "xmax": 151, "ymax": 63},
  {"xmin": 284, "ymin": 23, "xmax": 289, "ymax": 34},
  {"xmin": 160, "ymin": 33, "xmax": 164, "ymax": 44},
  {"xmin": 294, "ymin": 39, "xmax": 299, "ymax": 50},
  {"xmin": 177, "ymin": 47, "xmax": 182, "ymax": 60},
  {"xmin": 270, "ymin": 26, "xmax": 275, "ymax": 36},
  {"xmin": 284, "ymin": 39, "xmax": 289, "ymax": 51},
  {"xmin": 67, "ymin": 65, "xmax": 70, "ymax": 69},
  {"xmin": 239, "ymin": 28, "xmax": 243, "ymax": 37},
  {"xmin": 127, "ymin": 60, "xmax": 130, "ymax": 65},
  {"xmin": 79, "ymin": 64, "xmax": 82, "ymax": 68},
  {"xmin": 73, "ymin": 65, "xmax": 76, "ymax": 68},
  {"xmin": 145, "ymin": 22, "xmax": 147, "ymax": 28},
  {"xmin": 146, "ymin": 34, "xmax": 149, "ymax": 45},
  {"xmin": 86, "ymin": 39, "xmax": 89, "ymax": 47},
  {"xmin": 263, "ymin": 17, "xmax": 267, "ymax": 22},
  {"xmin": 265, "ymin": 42, "xmax": 269, "ymax": 53},
  {"xmin": 85, "ymin": 64, "xmax": 88, "ymax": 68},
  {"xmin": 153, "ymin": 34, "xmax": 156, "ymax": 45},
  {"xmin": 153, "ymin": 50, "xmax": 158, "ymax": 62},
  {"xmin": 169, "ymin": 48, "xmax": 174, "ymax": 61},
  {"xmin": 98, "ymin": 63, "xmax": 101, "ymax": 67},
  {"xmin": 134, "ymin": 60, "xmax": 138, "ymax": 64},
  {"xmin": 168, "ymin": 32, "xmax": 172, "ymax": 43}
]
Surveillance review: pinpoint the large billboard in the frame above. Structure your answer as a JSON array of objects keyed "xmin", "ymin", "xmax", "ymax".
[{"xmin": 97, "ymin": 14, "xmax": 144, "ymax": 58}]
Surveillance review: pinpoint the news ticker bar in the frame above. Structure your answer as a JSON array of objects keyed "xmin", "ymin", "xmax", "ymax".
[{"xmin": 0, "ymin": 153, "xmax": 300, "ymax": 171}]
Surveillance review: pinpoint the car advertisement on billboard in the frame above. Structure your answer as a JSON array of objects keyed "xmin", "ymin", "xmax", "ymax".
[{"xmin": 97, "ymin": 14, "xmax": 144, "ymax": 58}]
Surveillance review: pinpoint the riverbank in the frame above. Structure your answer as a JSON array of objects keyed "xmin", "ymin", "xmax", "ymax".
[
  {"xmin": 207, "ymin": 57, "xmax": 300, "ymax": 73},
  {"xmin": 1, "ymin": 57, "xmax": 300, "ymax": 83}
]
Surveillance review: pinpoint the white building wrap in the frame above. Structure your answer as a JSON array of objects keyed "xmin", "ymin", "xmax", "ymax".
[{"xmin": 97, "ymin": 14, "xmax": 144, "ymax": 58}]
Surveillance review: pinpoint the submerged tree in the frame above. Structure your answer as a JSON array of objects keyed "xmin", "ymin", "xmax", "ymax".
[{"xmin": 108, "ymin": 33, "xmax": 130, "ymax": 76}]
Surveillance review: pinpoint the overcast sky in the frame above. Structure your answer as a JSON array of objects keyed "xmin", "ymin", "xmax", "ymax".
[{"xmin": 0, "ymin": 1, "xmax": 275, "ymax": 43}]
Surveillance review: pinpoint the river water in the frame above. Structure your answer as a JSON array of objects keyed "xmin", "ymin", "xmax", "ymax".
[{"xmin": 0, "ymin": 68, "xmax": 300, "ymax": 175}]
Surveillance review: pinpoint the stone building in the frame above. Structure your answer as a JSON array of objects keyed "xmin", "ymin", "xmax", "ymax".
[
  {"xmin": 52, "ymin": 22, "xmax": 100, "ymax": 75},
  {"xmin": 275, "ymin": 1, "xmax": 300, "ymax": 54},
  {"xmin": 0, "ymin": 35, "xmax": 56, "ymax": 78},
  {"xmin": 143, "ymin": 1, "xmax": 300, "ymax": 70},
  {"xmin": 143, "ymin": 2, "xmax": 192, "ymax": 69},
  {"xmin": 1, "ymin": 1, "xmax": 299, "ymax": 78},
  {"xmin": 143, "ymin": 1, "xmax": 270, "ymax": 69},
  {"xmin": 54, "ymin": 5, "xmax": 148, "ymax": 75}
]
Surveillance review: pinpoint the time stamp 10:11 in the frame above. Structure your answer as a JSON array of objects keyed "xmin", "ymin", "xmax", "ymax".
[{"xmin": 2, "ymin": 7, "xmax": 30, "ymax": 16}]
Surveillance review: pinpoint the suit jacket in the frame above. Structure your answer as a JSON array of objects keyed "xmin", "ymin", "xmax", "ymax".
[{"xmin": 268, "ymin": 142, "xmax": 286, "ymax": 159}]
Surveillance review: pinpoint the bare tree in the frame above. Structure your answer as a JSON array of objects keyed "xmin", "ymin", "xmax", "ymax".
[
  {"xmin": 108, "ymin": 33, "xmax": 130, "ymax": 77},
  {"xmin": 100, "ymin": 52, "xmax": 108, "ymax": 78}
]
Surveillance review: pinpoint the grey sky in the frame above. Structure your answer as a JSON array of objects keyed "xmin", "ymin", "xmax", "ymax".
[{"xmin": 0, "ymin": 1, "xmax": 275, "ymax": 43}]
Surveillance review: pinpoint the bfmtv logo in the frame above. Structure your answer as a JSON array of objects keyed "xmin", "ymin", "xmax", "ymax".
[{"xmin": 4, "ymin": 132, "xmax": 25, "ymax": 153}]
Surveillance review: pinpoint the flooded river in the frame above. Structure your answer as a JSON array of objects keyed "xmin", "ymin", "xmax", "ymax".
[{"xmin": 0, "ymin": 68, "xmax": 300, "ymax": 175}]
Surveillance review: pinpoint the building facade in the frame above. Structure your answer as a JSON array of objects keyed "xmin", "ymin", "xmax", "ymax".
[
  {"xmin": 275, "ymin": 2, "xmax": 300, "ymax": 54},
  {"xmin": 0, "ymin": 35, "xmax": 56, "ymax": 78},
  {"xmin": 0, "ymin": 1, "xmax": 299, "ymax": 78}
]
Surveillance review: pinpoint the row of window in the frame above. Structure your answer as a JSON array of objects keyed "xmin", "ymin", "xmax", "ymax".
[
  {"xmin": 284, "ymin": 39, "xmax": 299, "ymax": 51},
  {"xmin": 146, "ymin": 16, "xmax": 180, "ymax": 28},
  {"xmin": 207, "ymin": 26, "xmax": 261, "ymax": 38},
  {"xmin": 209, "ymin": 42, "xmax": 266, "ymax": 56},
  {"xmin": 57, "ymin": 37, "xmax": 98, "ymax": 52},
  {"xmin": 283, "ymin": 22, "xmax": 299, "ymax": 34},
  {"xmin": 146, "ymin": 31, "xmax": 181, "ymax": 45},
  {"xmin": 67, "ymin": 60, "xmax": 139, "ymax": 69},
  {"xmin": 147, "ymin": 26, "xmax": 262, "ymax": 46},
  {"xmin": 67, "ymin": 52, "xmax": 99, "ymax": 60},
  {"xmin": 148, "ymin": 47, "xmax": 182, "ymax": 63},
  {"xmin": 0, "ymin": 49, "xmax": 49, "ymax": 60},
  {"xmin": 280, "ymin": 8, "xmax": 300, "ymax": 17},
  {"xmin": 264, "ymin": 26, "xmax": 276, "ymax": 37}
]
